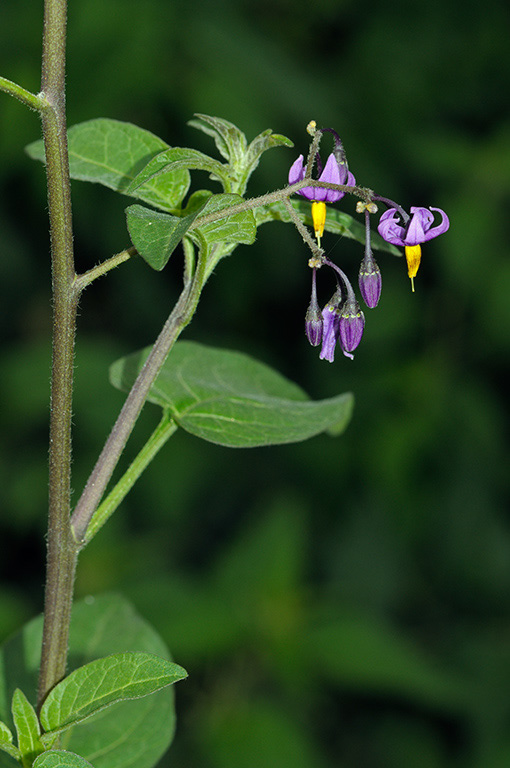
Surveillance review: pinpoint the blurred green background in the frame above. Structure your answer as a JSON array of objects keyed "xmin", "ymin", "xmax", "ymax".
[{"xmin": 1, "ymin": 0, "xmax": 509, "ymax": 766}]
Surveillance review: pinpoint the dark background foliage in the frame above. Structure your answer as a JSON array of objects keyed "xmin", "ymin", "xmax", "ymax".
[{"xmin": 1, "ymin": 0, "xmax": 509, "ymax": 766}]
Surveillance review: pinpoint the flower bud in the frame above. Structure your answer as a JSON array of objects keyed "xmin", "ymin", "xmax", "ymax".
[
  {"xmin": 358, "ymin": 255, "xmax": 382, "ymax": 308},
  {"xmin": 339, "ymin": 299, "xmax": 365, "ymax": 359},
  {"xmin": 305, "ymin": 304, "xmax": 323, "ymax": 346},
  {"xmin": 305, "ymin": 266, "xmax": 323, "ymax": 346}
]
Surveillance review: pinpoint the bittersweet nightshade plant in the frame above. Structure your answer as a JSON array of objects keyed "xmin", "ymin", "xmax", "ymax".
[{"xmin": 1, "ymin": 5, "xmax": 451, "ymax": 761}]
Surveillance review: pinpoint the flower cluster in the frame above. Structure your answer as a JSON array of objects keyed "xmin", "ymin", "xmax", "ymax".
[{"xmin": 288, "ymin": 124, "xmax": 450, "ymax": 362}]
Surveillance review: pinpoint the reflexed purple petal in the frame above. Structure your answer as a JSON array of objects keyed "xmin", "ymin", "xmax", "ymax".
[
  {"xmin": 377, "ymin": 209, "xmax": 406, "ymax": 246},
  {"xmin": 405, "ymin": 207, "xmax": 433, "ymax": 245},
  {"xmin": 345, "ymin": 170, "xmax": 356, "ymax": 187},
  {"xmin": 318, "ymin": 154, "xmax": 353, "ymax": 203},
  {"xmin": 289, "ymin": 155, "xmax": 317, "ymax": 199},
  {"xmin": 309, "ymin": 155, "xmax": 338, "ymax": 202},
  {"xmin": 319, "ymin": 304, "xmax": 339, "ymax": 362},
  {"xmin": 386, "ymin": 206, "xmax": 450, "ymax": 246},
  {"xmin": 288, "ymin": 155, "xmax": 305, "ymax": 185},
  {"xmin": 298, "ymin": 185, "xmax": 317, "ymax": 200},
  {"xmin": 319, "ymin": 154, "xmax": 341, "ymax": 184},
  {"xmin": 423, "ymin": 206, "xmax": 450, "ymax": 241}
]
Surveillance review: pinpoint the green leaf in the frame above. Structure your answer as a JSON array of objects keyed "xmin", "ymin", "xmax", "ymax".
[
  {"xmin": 33, "ymin": 752, "xmax": 93, "ymax": 768},
  {"xmin": 125, "ymin": 204, "xmax": 202, "ymax": 271},
  {"xmin": 0, "ymin": 594, "xmax": 183, "ymax": 768},
  {"xmin": 39, "ymin": 652, "xmax": 186, "ymax": 739},
  {"xmin": 109, "ymin": 341, "xmax": 354, "ymax": 448},
  {"xmin": 189, "ymin": 193, "xmax": 256, "ymax": 248},
  {"xmin": 188, "ymin": 114, "xmax": 247, "ymax": 167},
  {"xmin": 11, "ymin": 689, "xmax": 43, "ymax": 768},
  {"xmin": 0, "ymin": 720, "xmax": 20, "ymax": 762},
  {"xmin": 256, "ymin": 198, "xmax": 402, "ymax": 256},
  {"xmin": 125, "ymin": 147, "xmax": 232, "ymax": 194},
  {"xmin": 25, "ymin": 119, "xmax": 190, "ymax": 211},
  {"xmin": 188, "ymin": 115, "xmax": 293, "ymax": 194}
]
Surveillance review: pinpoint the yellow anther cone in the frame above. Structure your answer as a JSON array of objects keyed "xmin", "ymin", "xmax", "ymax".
[
  {"xmin": 311, "ymin": 201, "xmax": 326, "ymax": 246},
  {"xmin": 405, "ymin": 244, "xmax": 422, "ymax": 292}
]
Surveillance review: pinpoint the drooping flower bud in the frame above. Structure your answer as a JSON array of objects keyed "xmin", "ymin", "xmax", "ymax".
[
  {"xmin": 305, "ymin": 268, "xmax": 323, "ymax": 346},
  {"xmin": 338, "ymin": 299, "xmax": 365, "ymax": 359},
  {"xmin": 358, "ymin": 254, "xmax": 382, "ymax": 308}
]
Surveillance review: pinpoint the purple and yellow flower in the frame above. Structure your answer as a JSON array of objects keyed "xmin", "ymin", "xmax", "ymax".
[
  {"xmin": 377, "ymin": 206, "xmax": 450, "ymax": 291},
  {"xmin": 289, "ymin": 153, "xmax": 355, "ymax": 246}
]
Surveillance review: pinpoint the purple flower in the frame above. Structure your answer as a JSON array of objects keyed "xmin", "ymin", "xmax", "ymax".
[
  {"xmin": 319, "ymin": 303, "xmax": 340, "ymax": 363},
  {"xmin": 377, "ymin": 206, "xmax": 449, "ymax": 291},
  {"xmin": 288, "ymin": 153, "xmax": 355, "ymax": 203},
  {"xmin": 377, "ymin": 206, "xmax": 449, "ymax": 247}
]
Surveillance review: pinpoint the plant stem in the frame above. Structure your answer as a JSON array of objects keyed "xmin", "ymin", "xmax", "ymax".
[
  {"xmin": 74, "ymin": 247, "xmax": 136, "ymax": 292},
  {"xmin": 282, "ymin": 197, "xmax": 323, "ymax": 257},
  {"xmin": 0, "ymin": 76, "xmax": 48, "ymax": 111},
  {"xmin": 37, "ymin": 0, "xmax": 78, "ymax": 707},
  {"xmin": 83, "ymin": 415, "xmax": 178, "ymax": 544},
  {"xmin": 71, "ymin": 274, "xmax": 200, "ymax": 543},
  {"xmin": 188, "ymin": 179, "xmax": 372, "ymax": 231}
]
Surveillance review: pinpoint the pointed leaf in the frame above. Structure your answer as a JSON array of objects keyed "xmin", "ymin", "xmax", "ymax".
[
  {"xmin": 25, "ymin": 119, "xmax": 190, "ymax": 210},
  {"xmin": 0, "ymin": 721, "xmax": 20, "ymax": 762},
  {"xmin": 256, "ymin": 198, "xmax": 401, "ymax": 255},
  {"xmin": 244, "ymin": 128, "xmax": 293, "ymax": 179},
  {"xmin": 126, "ymin": 204, "xmax": 202, "ymax": 270},
  {"xmin": 125, "ymin": 147, "xmax": 232, "ymax": 194},
  {"xmin": 188, "ymin": 114, "xmax": 247, "ymax": 166},
  {"xmin": 109, "ymin": 341, "xmax": 354, "ymax": 448},
  {"xmin": 39, "ymin": 652, "xmax": 187, "ymax": 738},
  {"xmin": 0, "ymin": 594, "xmax": 184, "ymax": 768},
  {"xmin": 33, "ymin": 752, "xmax": 93, "ymax": 768},
  {"xmin": 11, "ymin": 690, "xmax": 43, "ymax": 768}
]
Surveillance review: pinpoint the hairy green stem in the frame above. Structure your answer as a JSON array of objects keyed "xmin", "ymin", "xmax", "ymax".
[
  {"xmin": 282, "ymin": 197, "xmax": 323, "ymax": 258},
  {"xmin": 0, "ymin": 76, "xmax": 49, "ymax": 111},
  {"xmin": 74, "ymin": 247, "xmax": 136, "ymax": 292},
  {"xmin": 37, "ymin": 0, "xmax": 78, "ymax": 708},
  {"xmin": 189, "ymin": 179, "xmax": 372, "ymax": 231},
  {"xmin": 83, "ymin": 415, "xmax": 178, "ymax": 544},
  {"xmin": 71, "ymin": 269, "xmax": 203, "ymax": 543}
]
